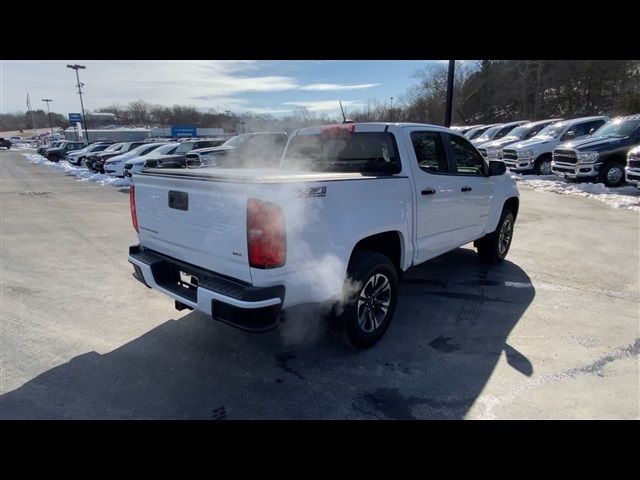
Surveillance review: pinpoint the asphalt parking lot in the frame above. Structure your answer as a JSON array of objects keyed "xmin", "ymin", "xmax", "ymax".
[{"xmin": 1, "ymin": 150, "xmax": 638, "ymax": 419}]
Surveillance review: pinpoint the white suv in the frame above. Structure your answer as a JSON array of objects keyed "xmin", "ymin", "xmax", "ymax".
[{"xmin": 501, "ymin": 116, "xmax": 608, "ymax": 175}]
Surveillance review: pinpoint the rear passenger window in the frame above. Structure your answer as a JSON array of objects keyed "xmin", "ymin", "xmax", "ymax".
[
  {"xmin": 411, "ymin": 131, "xmax": 448, "ymax": 174},
  {"xmin": 449, "ymin": 134, "xmax": 485, "ymax": 175}
]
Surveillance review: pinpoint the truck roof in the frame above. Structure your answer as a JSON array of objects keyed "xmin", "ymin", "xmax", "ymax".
[
  {"xmin": 296, "ymin": 122, "xmax": 457, "ymax": 135},
  {"xmin": 612, "ymin": 113, "xmax": 640, "ymax": 121}
]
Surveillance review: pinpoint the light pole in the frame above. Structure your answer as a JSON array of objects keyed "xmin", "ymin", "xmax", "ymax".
[
  {"xmin": 42, "ymin": 99, "xmax": 54, "ymax": 134},
  {"xmin": 66, "ymin": 64, "xmax": 90, "ymax": 142},
  {"xmin": 444, "ymin": 60, "xmax": 455, "ymax": 127}
]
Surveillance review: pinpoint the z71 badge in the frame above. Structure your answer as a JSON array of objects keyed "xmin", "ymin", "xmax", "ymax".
[{"xmin": 296, "ymin": 186, "xmax": 327, "ymax": 198}]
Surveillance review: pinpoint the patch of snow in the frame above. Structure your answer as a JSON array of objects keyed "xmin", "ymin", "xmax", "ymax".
[
  {"xmin": 22, "ymin": 153, "xmax": 131, "ymax": 188},
  {"xmin": 510, "ymin": 172, "xmax": 640, "ymax": 211}
]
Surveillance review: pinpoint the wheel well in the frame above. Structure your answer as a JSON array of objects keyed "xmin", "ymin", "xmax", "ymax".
[
  {"xmin": 504, "ymin": 197, "xmax": 519, "ymax": 219},
  {"xmin": 536, "ymin": 152, "xmax": 551, "ymax": 162},
  {"xmin": 602, "ymin": 155, "xmax": 626, "ymax": 166},
  {"xmin": 350, "ymin": 232, "xmax": 402, "ymax": 273}
]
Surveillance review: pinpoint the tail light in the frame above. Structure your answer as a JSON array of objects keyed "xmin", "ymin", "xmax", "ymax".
[
  {"xmin": 130, "ymin": 185, "xmax": 139, "ymax": 232},
  {"xmin": 247, "ymin": 199, "xmax": 286, "ymax": 269}
]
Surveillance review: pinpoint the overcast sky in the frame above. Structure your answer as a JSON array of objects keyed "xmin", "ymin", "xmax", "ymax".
[{"xmin": 1, "ymin": 60, "xmax": 442, "ymax": 120}]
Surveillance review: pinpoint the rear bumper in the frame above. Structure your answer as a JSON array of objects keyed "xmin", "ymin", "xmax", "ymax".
[{"xmin": 128, "ymin": 245, "xmax": 284, "ymax": 332}]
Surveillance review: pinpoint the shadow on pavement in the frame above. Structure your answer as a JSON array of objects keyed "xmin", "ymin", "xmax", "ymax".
[{"xmin": 0, "ymin": 247, "xmax": 535, "ymax": 419}]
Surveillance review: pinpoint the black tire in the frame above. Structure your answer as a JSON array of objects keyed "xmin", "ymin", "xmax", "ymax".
[
  {"xmin": 599, "ymin": 162, "xmax": 625, "ymax": 187},
  {"xmin": 534, "ymin": 155, "xmax": 552, "ymax": 175},
  {"xmin": 476, "ymin": 208, "xmax": 515, "ymax": 264},
  {"xmin": 333, "ymin": 251, "xmax": 398, "ymax": 349}
]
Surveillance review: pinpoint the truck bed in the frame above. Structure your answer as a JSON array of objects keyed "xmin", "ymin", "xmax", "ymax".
[{"xmin": 140, "ymin": 167, "xmax": 401, "ymax": 183}]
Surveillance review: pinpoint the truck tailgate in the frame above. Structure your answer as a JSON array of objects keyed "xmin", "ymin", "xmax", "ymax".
[{"xmin": 133, "ymin": 172, "xmax": 252, "ymax": 283}]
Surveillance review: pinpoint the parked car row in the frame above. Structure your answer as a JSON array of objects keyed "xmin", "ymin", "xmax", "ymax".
[
  {"xmin": 454, "ymin": 114, "xmax": 640, "ymax": 187},
  {"xmin": 127, "ymin": 133, "xmax": 288, "ymax": 174},
  {"xmin": 28, "ymin": 118, "xmax": 640, "ymax": 190},
  {"xmin": 30, "ymin": 133, "xmax": 287, "ymax": 180}
]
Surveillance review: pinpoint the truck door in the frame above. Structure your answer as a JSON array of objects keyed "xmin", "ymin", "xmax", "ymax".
[
  {"xmin": 443, "ymin": 133, "xmax": 494, "ymax": 244},
  {"xmin": 403, "ymin": 128, "xmax": 461, "ymax": 262}
]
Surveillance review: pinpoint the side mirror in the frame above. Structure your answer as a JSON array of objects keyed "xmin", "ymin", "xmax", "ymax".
[
  {"xmin": 488, "ymin": 160, "xmax": 506, "ymax": 176},
  {"xmin": 563, "ymin": 131, "xmax": 576, "ymax": 141},
  {"xmin": 588, "ymin": 128, "xmax": 596, "ymax": 135}
]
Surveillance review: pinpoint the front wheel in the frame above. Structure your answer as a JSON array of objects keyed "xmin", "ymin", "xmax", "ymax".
[
  {"xmin": 334, "ymin": 251, "xmax": 398, "ymax": 349},
  {"xmin": 599, "ymin": 162, "xmax": 625, "ymax": 187},
  {"xmin": 476, "ymin": 208, "xmax": 515, "ymax": 264},
  {"xmin": 535, "ymin": 156, "xmax": 552, "ymax": 175}
]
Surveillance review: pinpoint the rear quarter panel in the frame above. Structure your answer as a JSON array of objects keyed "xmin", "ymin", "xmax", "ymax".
[{"xmin": 248, "ymin": 176, "xmax": 413, "ymax": 308}]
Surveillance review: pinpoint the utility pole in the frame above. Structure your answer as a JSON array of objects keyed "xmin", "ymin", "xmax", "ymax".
[
  {"xmin": 42, "ymin": 99, "xmax": 54, "ymax": 133},
  {"xmin": 444, "ymin": 60, "xmax": 455, "ymax": 127},
  {"xmin": 66, "ymin": 64, "xmax": 90, "ymax": 142}
]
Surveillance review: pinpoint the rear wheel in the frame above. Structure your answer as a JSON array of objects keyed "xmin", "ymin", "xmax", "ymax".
[
  {"xmin": 333, "ymin": 251, "xmax": 398, "ymax": 349},
  {"xmin": 476, "ymin": 208, "xmax": 515, "ymax": 264}
]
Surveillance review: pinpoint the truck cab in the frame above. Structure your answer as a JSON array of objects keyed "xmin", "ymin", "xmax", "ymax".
[{"xmin": 551, "ymin": 115, "xmax": 640, "ymax": 187}]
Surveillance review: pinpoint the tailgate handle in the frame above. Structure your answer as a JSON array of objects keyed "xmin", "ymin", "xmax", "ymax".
[{"xmin": 168, "ymin": 191, "xmax": 189, "ymax": 211}]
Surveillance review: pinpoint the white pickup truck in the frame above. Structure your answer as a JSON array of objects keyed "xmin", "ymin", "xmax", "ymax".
[{"xmin": 128, "ymin": 123, "xmax": 520, "ymax": 348}]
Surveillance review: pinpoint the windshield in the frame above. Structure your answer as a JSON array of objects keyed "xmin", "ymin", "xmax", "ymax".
[
  {"xmin": 175, "ymin": 142, "xmax": 198, "ymax": 154},
  {"xmin": 466, "ymin": 126, "xmax": 490, "ymax": 139},
  {"xmin": 127, "ymin": 144, "xmax": 164, "ymax": 156},
  {"xmin": 105, "ymin": 143, "xmax": 122, "ymax": 151},
  {"xmin": 283, "ymin": 131, "xmax": 400, "ymax": 174},
  {"xmin": 149, "ymin": 143, "xmax": 179, "ymax": 155},
  {"xmin": 507, "ymin": 124, "xmax": 536, "ymax": 139},
  {"xmin": 475, "ymin": 126, "xmax": 501, "ymax": 141},
  {"xmin": 223, "ymin": 134, "xmax": 250, "ymax": 148},
  {"xmin": 593, "ymin": 119, "xmax": 640, "ymax": 138},
  {"xmin": 536, "ymin": 122, "xmax": 567, "ymax": 138}
]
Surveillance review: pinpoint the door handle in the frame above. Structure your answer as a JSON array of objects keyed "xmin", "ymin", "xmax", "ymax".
[
  {"xmin": 421, "ymin": 188, "xmax": 436, "ymax": 195},
  {"xmin": 461, "ymin": 186, "xmax": 472, "ymax": 192}
]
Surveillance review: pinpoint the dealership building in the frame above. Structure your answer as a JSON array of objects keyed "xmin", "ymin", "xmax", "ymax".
[{"xmin": 64, "ymin": 125, "xmax": 227, "ymax": 142}]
